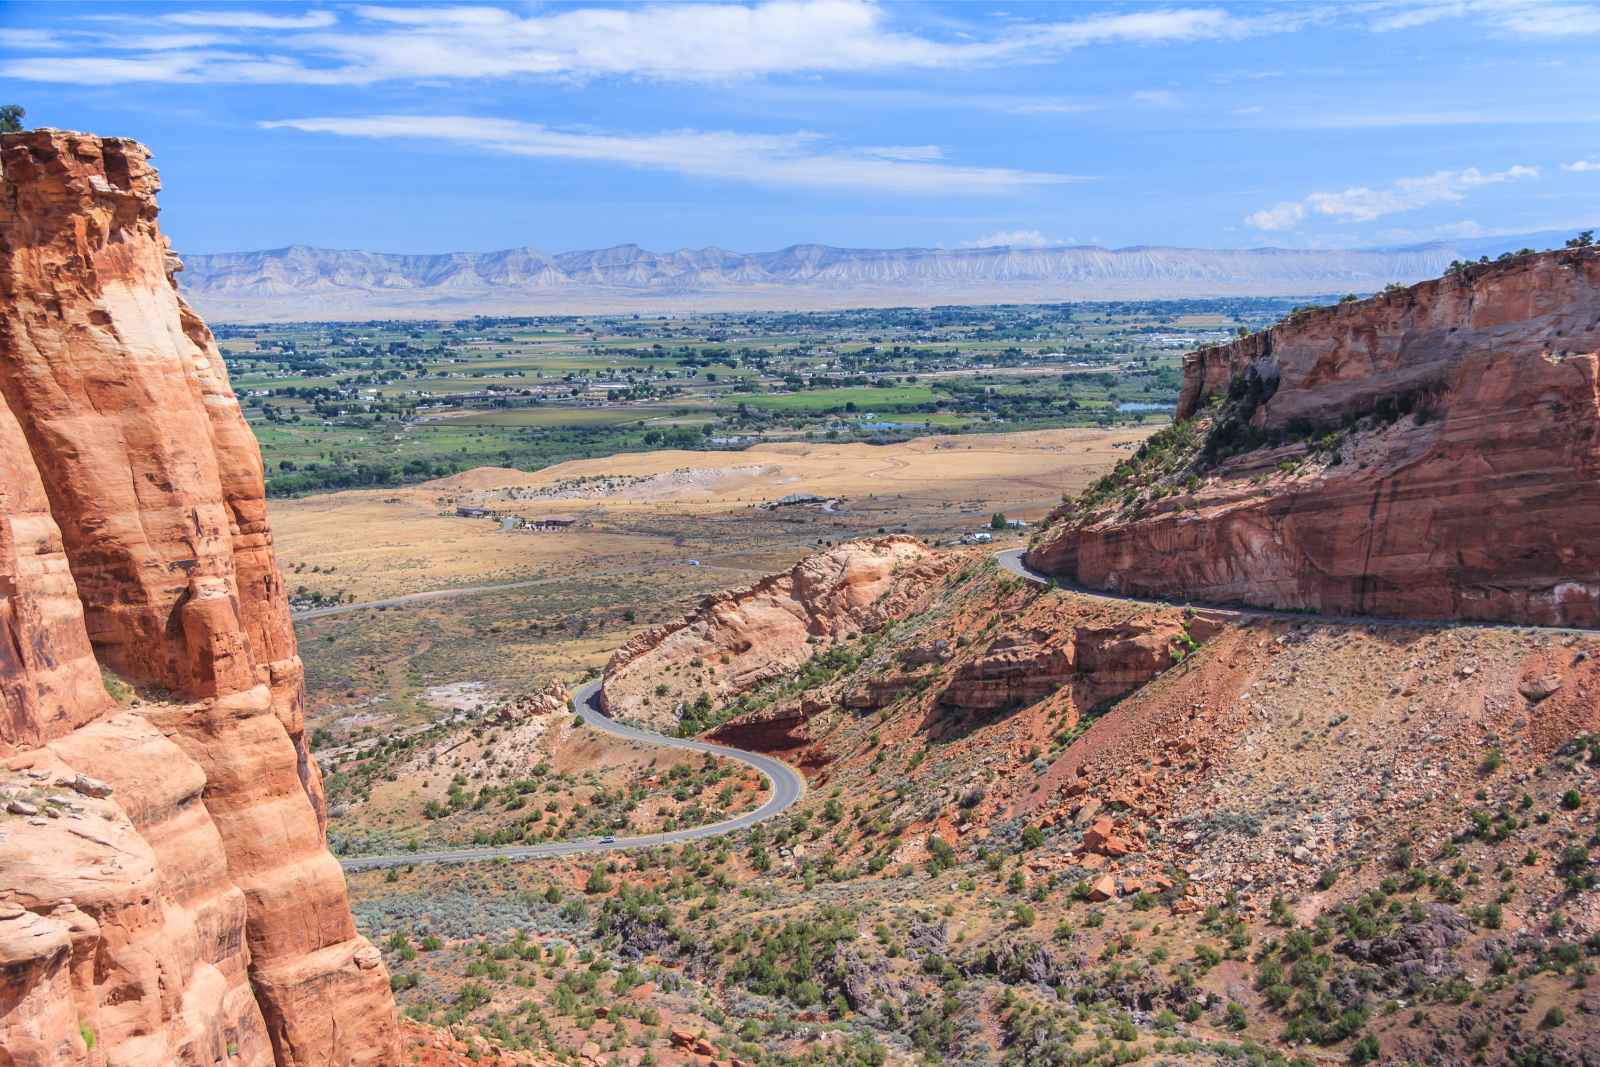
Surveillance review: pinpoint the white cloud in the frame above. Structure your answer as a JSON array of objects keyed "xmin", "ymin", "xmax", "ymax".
[
  {"xmin": 857, "ymin": 145, "xmax": 945, "ymax": 161},
  {"xmin": 1003, "ymin": 99, "xmax": 1099, "ymax": 115},
  {"xmin": 1371, "ymin": 0, "xmax": 1600, "ymax": 37},
  {"xmin": 961, "ymin": 229, "xmax": 1065, "ymax": 248},
  {"xmin": 1132, "ymin": 89, "xmax": 1180, "ymax": 107},
  {"xmin": 1, "ymin": 0, "xmax": 1291, "ymax": 85},
  {"xmin": 1246, "ymin": 165, "xmax": 1540, "ymax": 230},
  {"xmin": 261, "ymin": 115, "xmax": 1084, "ymax": 195},
  {"xmin": 161, "ymin": 10, "xmax": 338, "ymax": 29},
  {"xmin": 111, "ymin": 33, "xmax": 234, "ymax": 52},
  {"xmin": 1564, "ymin": 158, "xmax": 1600, "ymax": 172},
  {"xmin": 1027, "ymin": 7, "xmax": 1261, "ymax": 48},
  {"xmin": 0, "ymin": 29, "xmax": 62, "ymax": 50},
  {"xmin": 1244, "ymin": 202, "xmax": 1307, "ymax": 232},
  {"xmin": 1493, "ymin": 2, "xmax": 1600, "ymax": 35}
]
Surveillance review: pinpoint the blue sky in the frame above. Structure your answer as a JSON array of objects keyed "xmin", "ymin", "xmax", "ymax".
[{"xmin": 3, "ymin": 1, "xmax": 1598, "ymax": 255}]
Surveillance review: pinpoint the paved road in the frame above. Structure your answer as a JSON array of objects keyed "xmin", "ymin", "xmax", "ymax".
[
  {"xmin": 339, "ymin": 678, "xmax": 806, "ymax": 872},
  {"xmin": 996, "ymin": 548, "xmax": 1600, "ymax": 637}
]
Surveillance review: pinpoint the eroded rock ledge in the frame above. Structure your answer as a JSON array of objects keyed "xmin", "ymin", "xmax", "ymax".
[
  {"xmin": 0, "ymin": 129, "xmax": 397, "ymax": 1066},
  {"xmin": 1028, "ymin": 247, "xmax": 1600, "ymax": 626},
  {"xmin": 600, "ymin": 536, "xmax": 944, "ymax": 730}
]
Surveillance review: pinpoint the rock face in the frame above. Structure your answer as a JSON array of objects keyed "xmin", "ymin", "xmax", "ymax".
[
  {"xmin": 1029, "ymin": 248, "xmax": 1600, "ymax": 626},
  {"xmin": 936, "ymin": 616, "xmax": 1223, "ymax": 716},
  {"xmin": 601, "ymin": 537, "xmax": 938, "ymax": 730},
  {"xmin": 0, "ymin": 130, "xmax": 397, "ymax": 1066}
]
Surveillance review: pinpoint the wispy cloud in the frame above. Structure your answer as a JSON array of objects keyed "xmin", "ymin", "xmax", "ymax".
[
  {"xmin": 960, "ymin": 229, "xmax": 1067, "ymax": 248},
  {"xmin": 161, "ymin": 10, "xmax": 338, "ymax": 30},
  {"xmin": 261, "ymin": 114, "xmax": 1085, "ymax": 195},
  {"xmin": 1564, "ymin": 157, "xmax": 1600, "ymax": 172},
  {"xmin": 1, "ymin": 1, "xmax": 1293, "ymax": 85},
  {"xmin": 1246, "ymin": 165, "xmax": 1540, "ymax": 230},
  {"xmin": 0, "ymin": 28, "xmax": 62, "ymax": 50},
  {"xmin": 1131, "ymin": 89, "xmax": 1180, "ymax": 107},
  {"xmin": 1370, "ymin": 0, "xmax": 1600, "ymax": 36}
]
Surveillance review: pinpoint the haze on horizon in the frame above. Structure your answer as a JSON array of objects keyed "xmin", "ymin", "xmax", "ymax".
[{"xmin": 3, "ymin": 0, "xmax": 1597, "ymax": 258}]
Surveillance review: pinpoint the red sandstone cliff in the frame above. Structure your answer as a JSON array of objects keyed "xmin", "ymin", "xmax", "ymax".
[
  {"xmin": 1028, "ymin": 248, "xmax": 1600, "ymax": 626},
  {"xmin": 600, "ymin": 536, "xmax": 946, "ymax": 730},
  {"xmin": 0, "ymin": 130, "xmax": 397, "ymax": 1066}
]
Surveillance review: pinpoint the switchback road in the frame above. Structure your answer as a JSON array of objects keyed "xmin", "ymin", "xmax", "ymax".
[{"xmin": 338, "ymin": 678, "xmax": 805, "ymax": 872}]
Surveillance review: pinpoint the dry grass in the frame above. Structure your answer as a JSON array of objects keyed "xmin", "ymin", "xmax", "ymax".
[{"xmin": 272, "ymin": 426, "xmax": 1148, "ymax": 602}]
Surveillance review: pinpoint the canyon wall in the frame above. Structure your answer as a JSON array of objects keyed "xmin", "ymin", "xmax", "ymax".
[
  {"xmin": 1028, "ymin": 248, "xmax": 1600, "ymax": 626},
  {"xmin": 600, "ymin": 536, "xmax": 943, "ymax": 730},
  {"xmin": 0, "ymin": 130, "xmax": 397, "ymax": 1065}
]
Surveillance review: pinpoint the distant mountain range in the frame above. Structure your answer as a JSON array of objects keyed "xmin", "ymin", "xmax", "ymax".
[{"xmin": 177, "ymin": 230, "xmax": 1585, "ymax": 322}]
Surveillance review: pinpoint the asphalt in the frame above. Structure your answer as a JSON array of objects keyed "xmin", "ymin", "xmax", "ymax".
[
  {"xmin": 335, "ymin": 545, "xmax": 1593, "ymax": 874},
  {"xmin": 995, "ymin": 548, "xmax": 1600, "ymax": 637},
  {"xmin": 338, "ymin": 678, "xmax": 806, "ymax": 872}
]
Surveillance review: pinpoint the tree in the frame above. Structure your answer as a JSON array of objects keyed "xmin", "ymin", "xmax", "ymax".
[
  {"xmin": 990, "ymin": 512, "xmax": 1007, "ymax": 531},
  {"xmin": 0, "ymin": 105, "xmax": 23, "ymax": 133},
  {"xmin": 1567, "ymin": 230, "xmax": 1595, "ymax": 249}
]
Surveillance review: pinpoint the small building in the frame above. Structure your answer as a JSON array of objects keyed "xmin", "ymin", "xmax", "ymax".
[
  {"xmin": 525, "ymin": 517, "xmax": 575, "ymax": 532},
  {"xmin": 456, "ymin": 506, "xmax": 491, "ymax": 519}
]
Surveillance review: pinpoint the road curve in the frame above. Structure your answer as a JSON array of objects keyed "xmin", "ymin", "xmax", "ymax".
[
  {"xmin": 339, "ymin": 678, "xmax": 806, "ymax": 872},
  {"xmin": 996, "ymin": 548, "xmax": 1600, "ymax": 637}
]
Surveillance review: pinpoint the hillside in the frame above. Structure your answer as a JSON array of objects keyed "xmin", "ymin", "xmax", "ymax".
[
  {"xmin": 177, "ymin": 232, "xmax": 1582, "ymax": 321},
  {"xmin": 1026, "ymin": 245, "xmax": 1600, "ymax": 627},
  {"xmin": 513, "ymin": 539, "xmax": 1600, "ymax": 1067}
]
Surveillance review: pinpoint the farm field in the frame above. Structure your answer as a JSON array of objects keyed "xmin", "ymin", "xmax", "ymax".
[{"xmin": 218, "ymin": 297, "xmax": 1306, "ymax": 496}]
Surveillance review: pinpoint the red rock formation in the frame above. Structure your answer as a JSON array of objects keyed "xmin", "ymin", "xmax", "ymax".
[
  {"xmin": 601, "ymin": 536, "xmax": 943, "ymax": 729},
  {"xmin": 936, "ymin": 616, "xmax": 1224, "ymax": 716},
  {"xmin": 936, "ymin": 630, "xmax": 1074, "ymax": 712},
  {"xmin": 1030, "ymin": 249, "xmax": 1600, "ymax": 626},
  {"xmin": 0, "ymin": 130, "xmax": 396, "ymax": 1065}
]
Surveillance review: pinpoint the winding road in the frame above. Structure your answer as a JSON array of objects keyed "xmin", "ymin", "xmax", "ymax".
[
  {"xmin": 995, "ymin": 548, "xmax": 1600, "ymax": 637},
  {"xmin": 338, "ymin": 678, "xmax": 806, "ymax": 872},
  {"xmin": 335, "ymin": 547, "xmax": 1597, "ymax": 873}
]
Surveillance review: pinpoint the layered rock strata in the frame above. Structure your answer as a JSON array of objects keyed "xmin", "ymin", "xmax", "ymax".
[
  {"xmin": 0, "ymin": 129, "xmax": 396, "ymax": 1066},
  {"xmin": 1029, "ymin": 248, "xmax": 1600, "ymax": 626},
  {"xmin": 601, "ymin": 537, "xmax": 941, "ymax": 730}
]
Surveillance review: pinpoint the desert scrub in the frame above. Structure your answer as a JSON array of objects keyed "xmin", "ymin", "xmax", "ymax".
[
  {"xmin": 100, "ymin": 666, "xmax": 134, "ymax": 704},
  {"xmin": 1071, "ymin": 417, "xmax": 1203, "ymax": 516}
]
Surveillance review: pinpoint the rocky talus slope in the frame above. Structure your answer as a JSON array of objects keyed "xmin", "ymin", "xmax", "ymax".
[
  {"xmin": 600, "ymin": 537, "xmax": 945, "ymax": 731},
  {"xmin": 1028, "ymin": 247, "xmax": 1600, "ymax": 626},
  {"xmin": 0, "ymin": 130, "xmax": 396, "ymax": 1065}
]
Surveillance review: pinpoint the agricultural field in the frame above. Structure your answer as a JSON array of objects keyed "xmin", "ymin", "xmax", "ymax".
[{"xmin": 218, "ymin": 297, "xmax": 1304, "ymax": 496}]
